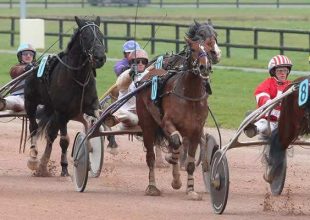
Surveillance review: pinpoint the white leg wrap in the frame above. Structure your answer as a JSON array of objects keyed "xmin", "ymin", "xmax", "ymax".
[{"xmin": 171, "ymin": 130, "xmax": 183, "ymax": 144}]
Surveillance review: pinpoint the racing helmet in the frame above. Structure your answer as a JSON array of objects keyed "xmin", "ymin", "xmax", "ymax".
[
  {"xmin": 122, "ymin": 40, "xmax": 140, "ymax": 53},
  {"xmin": 128, "ymin": 49, "xmax": 148, "ymax": 64},
  {"xmin": 17, "ymin": 43, "xmax": 36, "ymax": 63},
  {"xmin": 268, "ymin": 55, "xmax": 292, "ymax": 76}
]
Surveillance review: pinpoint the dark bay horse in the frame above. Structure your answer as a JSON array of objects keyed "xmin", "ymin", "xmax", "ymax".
[
  {"xmin": 265, "ymin": 76, "xmax": 310, "ymax": 184},
  {"xmin": 24, "ymin": 16, "xmax": 106, "ymax": 176},
  {"xmin": 136, "ymin": 23, "xmax": 221, "ymax": 200}
]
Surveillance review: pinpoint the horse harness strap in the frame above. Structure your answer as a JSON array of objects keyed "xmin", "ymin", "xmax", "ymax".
[
  {"xmin": 55, "ymin": 54, "xmax": 88, "ymax": 70},
  {"xmin": 162, "ymin": 89, "xmax": 208, "ymax": 102},
  {"xmin": 159, "ymin": 71, "xmax": 208, "ymax": 102}
]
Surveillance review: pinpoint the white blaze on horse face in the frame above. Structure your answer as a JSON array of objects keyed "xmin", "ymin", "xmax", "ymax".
[{"xmin": 213, "ymin": 42, "xmax": 222, "ymax": 61}]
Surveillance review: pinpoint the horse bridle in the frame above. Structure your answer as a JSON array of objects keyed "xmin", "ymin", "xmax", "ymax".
[
  {"xmin": 55, "ymin": 22, "xmax": 103, "ymax": 71},
  {"xmin": 79, "ymin": 22, "xmax": 104, "ymax": 65},
  {"xmin": 188, "ymin": 42, "xmax": 212, "ymax": 78}
]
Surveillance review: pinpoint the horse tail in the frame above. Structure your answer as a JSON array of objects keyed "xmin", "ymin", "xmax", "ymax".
[
  {"xmin": 154, "ymin": 127, "xmax": 165, "ymax": 146},
  {"xmin": 36, "ymin": 106, "xmax": 55, "ymax": 139},
  {"xmin": 264, "ymin": 129, "xmax": 286, "ymax": 179}
]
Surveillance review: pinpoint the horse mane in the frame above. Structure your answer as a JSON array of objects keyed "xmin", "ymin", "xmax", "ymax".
[
  {"xmin": 186, "ymin": 20, "xmax": 216, "ymax": 41},
  {"xmin": 65, "ymin": 28, "xmax": 79, "ymax": 52}
]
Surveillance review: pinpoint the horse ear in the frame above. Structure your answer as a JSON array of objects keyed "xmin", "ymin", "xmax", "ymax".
[
  {"xmin": 184, "ymin": 36, "xmax": 192, "ymax": 45},
  {"xmin": 75, "ymin": 16, "xmax": 82, "ymax": 28},
  {"xmin": 95, "ymin": 16, "xmax": 100, "ymax": 26},
  {"xmin": 194, "ymin": 19, "xmax": 200, "ymax": 27},
  {"xmin": 207, "ymin": 18, "xmax": 213, "ymax": 26}
]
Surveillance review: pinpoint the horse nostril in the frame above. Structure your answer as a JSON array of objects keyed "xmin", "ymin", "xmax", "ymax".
[{"xmin": 199, "ymin": 64, "xmax": 206, "ymax": 72}]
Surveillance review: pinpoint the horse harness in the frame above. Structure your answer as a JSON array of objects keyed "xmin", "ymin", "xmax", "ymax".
[{"xmin": 36, "ymin": 22, "xmax": 102, "ymax": 114}]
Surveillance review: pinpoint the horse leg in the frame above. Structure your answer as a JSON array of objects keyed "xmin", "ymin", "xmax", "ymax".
[
  {"xmin": 35, "ymin": 115, "xmax": 59, "ymax": 177},
  {"xmin": 154, "ymin": 145, "xmax": 168, "ymax": 168},
  {"xmin": 185, "ymin": 139, "xmax": 202, "ymax": 200},
  {"xmin": 107, "ymin": 135, "xmax": 118, "ymax": 155},
  {"xmin": 27, "ymin": 116, "xmax": 40, "ymax": 170},
  {"xmin": 162, "ymin": 120, "xmax": 182, "ymax": 190},
  {"xmin": 144, "ymin": 132, "xmax": 161, "ymax": 196},
  {"xmin": 59, "ymin": 122, "xmax": 70, "ymax": 177}
]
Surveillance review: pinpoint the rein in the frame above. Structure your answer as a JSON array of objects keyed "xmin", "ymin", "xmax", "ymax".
[
  {"xmin": 160, "ymin": 70, "xmax": 208, "ymax": 102},
  {"xmin": 55, "ymin": 22, "xmax": 100, "ymax": 71}
]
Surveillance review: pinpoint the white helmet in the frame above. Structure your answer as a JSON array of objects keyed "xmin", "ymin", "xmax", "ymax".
[
  {"xmin": 17, "ymin": 43, "xmax": 36, "ymax": 63},
  {"xmin": 128, "ymin": 49, "xmax": 148, "ymax": 64},
  {"xmin": 268, "ymin": 55, "xmax": 292, "ymax": 76}
]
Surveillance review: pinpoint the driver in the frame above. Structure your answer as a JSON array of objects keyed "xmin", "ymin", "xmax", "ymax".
[
  {"xmin": 244, "ymin": 55, "xmax": 292, "ymax": 138},
  {"xmin": 0, "ymin": 43, "xmax": 37, "ymax": 112},
  {"xmin": 112, "ymin": 49, "xmax": 149, "ymax": 130}
]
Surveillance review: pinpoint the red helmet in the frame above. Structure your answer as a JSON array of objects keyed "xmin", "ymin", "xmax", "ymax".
[
  {"xmin": 268, "ymin": 55, "xmax": 292, "ymax": 76},
  {"xmin": 128, "ymin": 49, "xmax": 148, "ymax": 64}
]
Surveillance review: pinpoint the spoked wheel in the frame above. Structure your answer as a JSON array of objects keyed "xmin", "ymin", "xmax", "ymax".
[
  {"xmin": 270, "ymin": 153, "xmax": 287, "ymax": 196},
  {"xmin": 72, "ymin": 132, "xmax": 89, "ymax": 192},
  {"xmin": 210, "ymin": 150, "xmax": 229, "ymax": 215},
  {"xmin": 88, "ymin": 126, "xmax": 105, "ymax": 178},
  {"xmin": 202, "ymin": 134, "xmax": 219, "ymax": 193}
]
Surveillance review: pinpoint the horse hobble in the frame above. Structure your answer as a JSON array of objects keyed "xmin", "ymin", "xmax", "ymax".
[
  {"xmin": 24, "ymin": 16, "xmax": 106, "ymax": 176},
  {"xmin": 136, "ymin": 21, "xmax": 221, "ymax": 200}
]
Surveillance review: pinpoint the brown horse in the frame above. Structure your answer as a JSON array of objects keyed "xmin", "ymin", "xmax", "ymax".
[
  {"xmin": 136, "ymin": 27, "xmax": 220, "ymax": 199},
  {"xmin": 265, "ymin": 76, "xmax": 309, "ymax": 191}
]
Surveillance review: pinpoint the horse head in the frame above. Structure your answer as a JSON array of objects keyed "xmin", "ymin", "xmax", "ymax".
[
  {"xmin": 186, "ymin": 20, "xmax": 221, "ymax": 65},
  {"xmin": 185, "ymin": 36, "xmax": 212, "ymax": 78},
  {"xmin": 75, "ymin": 16, "xmax": 106, "ymax": 69}
]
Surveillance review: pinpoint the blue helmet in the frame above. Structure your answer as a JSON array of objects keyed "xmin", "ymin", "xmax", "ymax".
[
  {"xmin": 17, "ymin": 43, "xmax": 36, "ymax": 62},
  {"xmin": 122, "ymin": 40, "xmax": 140, "ymax": 53}
]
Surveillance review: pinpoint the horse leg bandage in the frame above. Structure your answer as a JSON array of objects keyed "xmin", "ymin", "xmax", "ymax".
[{"xmin": 170, "ymin": 131, "xmax": 183, "ymax": 149}]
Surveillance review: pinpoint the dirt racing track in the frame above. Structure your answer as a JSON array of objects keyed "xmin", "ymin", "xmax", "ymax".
[{"xmin": 0, "ymin": 119, "xmax": 310, "ymax": 219}]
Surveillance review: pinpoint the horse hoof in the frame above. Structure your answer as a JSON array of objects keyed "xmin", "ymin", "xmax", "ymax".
[
  {"xmin": 155, "ymin": 160, "xmax": 169, "ymax": 168},
  {"xmin": 165, "ymin": 154, "xmax": 177, "ymax": 165},
  {"xmin": 108, "ymin": 147, "xmax": 119, "ymax": 155},
  {"xmin": 34, "ymin": 165, "xmax": 50, "ymax": 177},
  {"xmin": 61, "ymin": 170, "xmax": 70, "ymax": 177},
  {"xmin": 145, "ymin": 185, "xmax": 161, "ymax": 196},
  {"xmin": 187, "ymin": 191, "xmax": 202, "ymax": 201},
  {"xmin": 27, "ymin": 158, "xmax": 39, "ymax": 170},
  {"xmin": 263, "ymin": 165, "xmax": 273, "ymax": 183},
  {"xmin": 171, "ymin": 179, "xmax": 182, "ymax": 189}
]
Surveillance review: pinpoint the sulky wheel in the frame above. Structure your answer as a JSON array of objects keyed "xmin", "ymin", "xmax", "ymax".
[
  {"xmin": 210, "ymin": 150, "xmax": 229, "ymax": 215},
  {"xmin": 202, "ymin": 134, "xmax": 219, "ymax": 193},
  {"xmin": 72, "ymin": 132, "xmax": 89, "ymax": 192},
  {"xmin": 270, "ymin": 153, "xmax": 287, "ymax": 196},
  {"xmin": 88, "ymin": 126, "xmax": 105, "ymax": 178}
]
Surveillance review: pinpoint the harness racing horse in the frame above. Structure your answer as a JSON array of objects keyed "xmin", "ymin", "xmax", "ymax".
[
  {"xmin": 24, "ymin": 16, "xmax": 106, "ymax": 176},
  {"xmin": 265, "ymin": 76, "xmax": 310, "ymax": 191},
  {"xmin": 136, "ymin": 23, "xmax": 221, "ymax": 200}
]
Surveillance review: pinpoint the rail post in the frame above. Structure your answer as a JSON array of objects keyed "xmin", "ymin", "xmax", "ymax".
[
  {"xmin": 151, "ymin": 23, "xmax": 155, "ymax": 54},
  {"xmin": 10, "ymin": 17, "xmax": 15, "ymax": 47},
  {"xmin": 280, "ymin": 31, "xmax": 284, "ymax": 55},
  {"xmin": 126, "ymin": 22, "xmax": 131, "ymax": 40},
  {"xmin": 176, "ymin": 25, "xmax": 180, "ymax": 53},
  {"xmin": 276, "ymin": 0, "xmax": 280, "ymax": 8},
  {"xmin": 236, "ymin": 0, "xmax": 239, "ymax": 8},
  {"xmin": 226, "ymin": 28, "xmax": 230, "ymax": 58},
  {"xmin": 104, "ymin": 21, "xmax": 108, "ymax": 52},
  {"xmin": 160, "ymin": 0, "xmax": 163, "ymax": 8},
  {"xmin": 45, "ymin": 0, "xmax": 47, "ymax": 9},
  {"xmin": 59, "ymin": 20, "xmax": 63, "ymax": 49},
  {"xmin": 254, "ymin": 29, "xmax": 258, "ymax": 59},
  {"xmin": 196, "ymin": 0, "xmax": 199, "ymax": 8},
  {"xmin": 9, "ymin": 0, "xmax": 13, "ymax": 9}
]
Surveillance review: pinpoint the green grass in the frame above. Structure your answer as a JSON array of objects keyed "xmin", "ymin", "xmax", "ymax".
[
  {"xmin": 0, "ymin": 53, "xmax": 304, "ymax": 129},
  {"xmin": 0, "ymin": 6, "xmax": 309, "ymax": 129}
]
